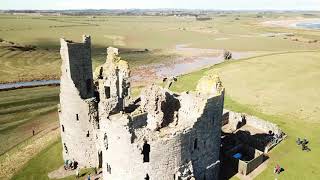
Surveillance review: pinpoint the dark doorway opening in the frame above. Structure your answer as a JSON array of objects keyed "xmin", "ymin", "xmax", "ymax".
[
  {"xmin": 145, "ymin": 174, "xmax": 150, "ymax": 180},
  {"xmin": 98, "ymin": 151, "xmax": 103, "ymax": 168},
  {"xmin": 142, "ymin": 141, "xmax": 150, "ymax": 163}
]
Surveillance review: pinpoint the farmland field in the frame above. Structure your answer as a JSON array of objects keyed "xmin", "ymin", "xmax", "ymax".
[
  {"xmin": 1, "ymin": 14, "xmax": 320, "ymax": 83},
  {"xmin": 0, "ymin": 11, "xmax": 320, "ymax": 180}
]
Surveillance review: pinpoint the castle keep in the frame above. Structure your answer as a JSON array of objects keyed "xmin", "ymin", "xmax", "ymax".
[{"xmin": 58, "ymin": 35, "xmax": 225, "ymax": 180}]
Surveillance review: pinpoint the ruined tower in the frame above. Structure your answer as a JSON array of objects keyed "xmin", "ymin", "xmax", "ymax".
[
  {"xmin": 58, "ymin": 36, "xmax": 224, "ymax": 179},
  {"xmin": 58, "ymin": 35, "xmax": 99, "ymax": 167},
  {"xmin": 98, "ymin": 76, "xmax": 224, "ymax": 180}
]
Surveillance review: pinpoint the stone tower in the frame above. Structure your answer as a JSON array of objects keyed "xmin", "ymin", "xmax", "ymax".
[
  {"xmin": 58, "ymin": 36, "xmax": 224, "ymax": 179},
  {"xmin": 58, "ymin": 35, "xmax": 99, "ymax": 167},
  {"xmin": 98, "ymin": 79, "xmax": 224, "ymax": 180}
]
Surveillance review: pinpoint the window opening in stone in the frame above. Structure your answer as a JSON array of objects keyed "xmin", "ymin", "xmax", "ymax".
[
  {"xmin": 142, "ymin": 141, "xmax": 150, "ymax": 163},
  {"xmin": 145, "ymin": 174, "xmax": 150, "ymax": 180},
  {"xmin": 105, "ymin": 86, "xmax": 111, "ymax": 99},
  {"xmin": 62, "ymin": 125, "xmax": 65, "ymax": 132},
  {"xmin": 194, "ymin": 138, "xmax": 198, "ymax": 150},
  {"xmin": 98, "ymin": 151, "xmax": 103, "ymax": 168},
  {"xmin": 64, "ymin": 143, "xmax": 68, "ymax": 154},
  {"xmin": 106, "ymin": 163, "xmax": 112, "ymax": 174},
  {"xmin": 104, "ymin": 133, "xmax": 108, "ymax": 150},
  {"xmin": 98, "ymin": 67, "xmax": 103, "ymax": 79},
  {"xmin": 86, "ymin": 131, "xmax": 90, "ymax": 137},
  {"xmin": 76, "ymin": 114, "xmax": 79, "ymax": 121}
]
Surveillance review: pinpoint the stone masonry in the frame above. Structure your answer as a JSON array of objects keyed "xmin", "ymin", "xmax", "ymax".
[{"xmin": 58, "ymin": 35, "xmax": 225, "ymax": 180}]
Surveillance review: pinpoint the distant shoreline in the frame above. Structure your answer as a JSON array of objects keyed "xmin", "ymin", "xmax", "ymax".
[{"xmin": 262, "ymin": 18, "xmax": 320, "ymax": 29}]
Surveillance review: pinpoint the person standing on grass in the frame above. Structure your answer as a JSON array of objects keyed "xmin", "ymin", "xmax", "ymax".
[{"xmin": 87, "ymin": 174, "xmax": 91, "ymax": 180}]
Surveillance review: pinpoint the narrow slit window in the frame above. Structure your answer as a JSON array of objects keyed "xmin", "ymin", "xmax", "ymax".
[
  {"xmin": 105, "ymin": 86, "xmax": 111, "ymax": 99},
  {"xmin": 194, "ymin": 138, "xmax": 198, "ymax": 150},
  {"xmin": 62, "ymin": 125, "xmax": 65, "ymax": 132},
  {"xmin": 76, "ymin": 114, "xmax": 79, "ymax": 121}
]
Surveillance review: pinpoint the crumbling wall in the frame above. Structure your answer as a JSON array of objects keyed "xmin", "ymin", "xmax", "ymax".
[
  {"xmin": 140, "ymin": 85, "xmax": 180, "ymax": 131},
  {"xmin": 99, "ymin": 76, "xmax": 224, "ymax": 180},
  {"xmin": 223, "ymin": 109, "xmax": 283, "ymax": 135},
  {"xmin": 58, "ymin": 35, "xmax": 98, "ymax": 167},
  {"xmin": 60, "ymin": 35, "xmax": 94, "ymax": 99},
  {"xmin": 95, "ymin": 47, "xmax": 130, "ymax": 117},
  {"xmin": 58, "ymin": 35, "xmax": 225, "ymax": 180}
]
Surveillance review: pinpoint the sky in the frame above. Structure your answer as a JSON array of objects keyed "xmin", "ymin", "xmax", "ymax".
[{"xmin": 1, "ymin": 0, "xmax": 320, "ymax": 10}]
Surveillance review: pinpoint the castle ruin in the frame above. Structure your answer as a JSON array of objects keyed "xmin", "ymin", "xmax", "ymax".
[{"xmin": 58, "ymin": 35, "xmax": 225, "ymax": 180}]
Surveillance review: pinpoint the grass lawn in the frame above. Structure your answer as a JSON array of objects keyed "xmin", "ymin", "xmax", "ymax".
[
  {"xmin": 11, "ymin": 140, "xmax": 63, "ymax": 180},
  {"xmin": 170, "ymin": 51, "xmax": 320, "ymax": 179},
  {"xmin": 1, "ymin": 14, "xmax": 320, "ymax": 83},
  {"xmin": 0, "ymin": 86, "xmax": 59, "ymax": 155},
  {"xmin": 9, "ymin": 51, "xmax": 320, "ymax": 179},
  {"xmin": 12, "ymin": 139, "xmax": 96, "ymax": 180}
]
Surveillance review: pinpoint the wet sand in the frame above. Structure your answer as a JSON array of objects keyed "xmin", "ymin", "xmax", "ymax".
[{"xmin": 131, "ymin": 45, "xmax": 254, "ymax": 86}]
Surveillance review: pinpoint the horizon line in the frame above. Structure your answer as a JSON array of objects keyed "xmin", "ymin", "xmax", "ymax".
[{"xmin": 1, "ymin": 8, "xmax": 320, "ymax": 11}]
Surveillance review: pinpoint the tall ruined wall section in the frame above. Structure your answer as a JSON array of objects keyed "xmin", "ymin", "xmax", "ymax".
[
  {"xmin": 99, "ymin": 75, "xmax": 224, "ymax": 180},
  {"xmin": 94, "ymin": 47, "xmax": 130, "ymax": 117},
  {"xmin": 58, "ymin": 35, "xmax": 98, "ymax": 167}
]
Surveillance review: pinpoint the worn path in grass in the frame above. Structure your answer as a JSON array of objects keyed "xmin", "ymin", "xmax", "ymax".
[{"xmin": 0, "ymin": 128, "xmax": 60, "ymax": 179}]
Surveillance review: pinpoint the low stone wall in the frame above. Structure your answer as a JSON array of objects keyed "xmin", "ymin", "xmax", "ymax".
[
  {"xmin": 226, "ymin": 144, "xmax": 264, "ymax": 175},
  {"xmin": 223, "ymin": 109, "xmax": 283, "ymax": 135}
]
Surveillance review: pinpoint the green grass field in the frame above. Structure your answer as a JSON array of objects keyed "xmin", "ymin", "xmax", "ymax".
[
  {"xmin": 11, "ymin": 51, "xmax": 320, "ymax": 180},
  {"xmin": 0, "ymin": 86, "xmax": 59, "ymax": 155},
  {"xmin": 11, "ymin": 140, "xmax": 63, "ymax": 180},
  {"xmin": 1, "ymin": 12, "xmax": 320, "ymax": 179},
  {"xmin": 170, "ymin": 51, "xmax": 320, "ymax": 180},
  {"xmin": 1, "ymin": 14, "xmax": 320, "ymax": 83}
]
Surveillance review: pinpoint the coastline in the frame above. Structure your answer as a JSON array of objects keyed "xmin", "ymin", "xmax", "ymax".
[{"xmin": 261, "ymin": 18, "xmax": 320, "ymax": 29}]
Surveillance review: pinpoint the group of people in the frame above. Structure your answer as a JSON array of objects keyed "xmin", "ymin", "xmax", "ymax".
[
  {"xmin": 64, "ymin": 159, "xmax": 78, "ymax": 170},
  {"xmin": 296, "ymin": 138, "xmax": 311, "ymax": 152}
]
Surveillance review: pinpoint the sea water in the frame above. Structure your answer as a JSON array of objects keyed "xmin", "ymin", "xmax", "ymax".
[{"xmin": 296, "ymin": 22, "xmax": 320, "ymax": 29}]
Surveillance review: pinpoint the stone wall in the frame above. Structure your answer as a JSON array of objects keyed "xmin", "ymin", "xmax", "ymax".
[
  {"xmin": 58, "ymin": 36, "xmax": 225, "ymax": 179},
  {"xmin": 223, "ymin": 109, "xmax": 282, "ymax": 135},
  {"xmin": 98, "ymin": 83, "xmax": 224, "ymax": 180},
  {"xmin": 58, "ymin": 36, "xmax": 98, "ymax": 167}
]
